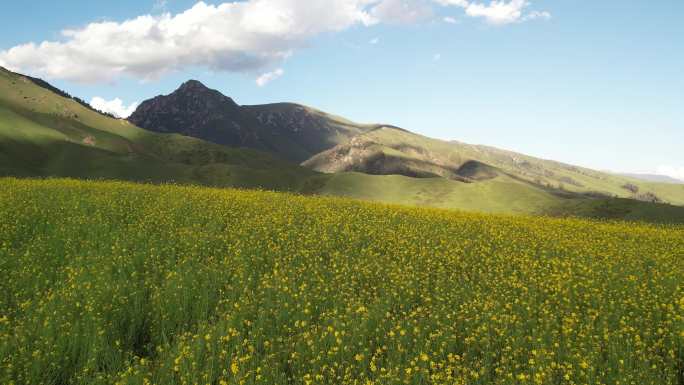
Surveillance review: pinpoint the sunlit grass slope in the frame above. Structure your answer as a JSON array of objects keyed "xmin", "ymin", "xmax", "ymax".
[
  {"xmin": 0, "ymin": 67, "xmax": 319, "ymax": 191},
  {"xmin": 317, "ymin": 172, "xmax": 684, "ymax": 223},
  {"xmin": 304, "ymin": 126, "xmax": 684, "ymax": 205},
  {"xmin": 316, "ymin": 172, "xmax": 563, "ymax": 214},
  {"xmin": 1, "ymin": 178, "xmax": 683, "ymax": 385}
]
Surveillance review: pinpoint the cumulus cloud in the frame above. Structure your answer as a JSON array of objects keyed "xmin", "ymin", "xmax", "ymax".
[
  {"xmin": 656, "ymin": 165, "xmax": 684, "ymax": 182},
  {"xmin": 89, "ymin": 97, "xmax": 139, "ymax": 118},
  {"xmin": 0, "ymin": 1, "xmax": 377, "ymax": 83},
  {"xmin": 0, "ymin": 0, "xmax": 550, "ymax": 84},
  {"xmin": 369, "ymin": 37, "xmax": 380, "ymax": 44},
  {"xmin": 443, "ymin": 16, "xmax": 458, "ymax": 24},
  {"xmin": 433, "ymin": 53, "xmax": 442, "ymax": 61},
  {"xmin": 256, "ymin": 68, "xmax": 284, "ymax": 86},
  {"xmin": 464, "ymin": 0, "xmax": 529, "ymax": 25}
]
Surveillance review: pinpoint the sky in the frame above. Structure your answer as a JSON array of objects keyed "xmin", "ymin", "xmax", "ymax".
[{"xmin": 0, "ymin": 0, "xmax": 682, "ymax": 179}]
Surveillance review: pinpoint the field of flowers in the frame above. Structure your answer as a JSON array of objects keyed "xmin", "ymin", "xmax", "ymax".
[{"xmin": 0, "ymin": 178, "xmax": 683, "ymax": 385}]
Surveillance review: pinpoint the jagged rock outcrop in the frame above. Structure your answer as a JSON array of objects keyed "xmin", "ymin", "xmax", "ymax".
[{"xmin": 128, "ymin": 81, "xmax": 371, "ymax": 162}]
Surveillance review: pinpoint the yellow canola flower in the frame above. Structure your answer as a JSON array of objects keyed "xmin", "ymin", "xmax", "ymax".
[{"xmin": 1, "ymin": 178, "xmax": 683, "ymax": 385}]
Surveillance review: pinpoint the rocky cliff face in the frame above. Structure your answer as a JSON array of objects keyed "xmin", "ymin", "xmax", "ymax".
[
  {"xmin": 243, "ymin": 103, "xmax": 372, "ymax": 158},
  {"xmin": 128, "ymin": 80, "xmax": 264, "ymax": 149},
  {"xmin": 128, "ymin": 81, "xmax": 372, "ymax": 162}
]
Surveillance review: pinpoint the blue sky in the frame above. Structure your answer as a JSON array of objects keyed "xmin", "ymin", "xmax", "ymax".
[{"xmin": 1, "ymin": 0, "xmax": 682, "ymax": 178}]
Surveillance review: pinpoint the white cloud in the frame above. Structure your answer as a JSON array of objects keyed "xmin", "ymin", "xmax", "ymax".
[
  {"xmin": 435, "ymin": 0, "xmax": 549, "ymax": 25},
  {"xmin": 656, "ymin": 165, "xmax": 684, "ymax": 182},
  {"xmin": 369, "ymin": 37, "xmax": 380, "ymax": 44},
  {"xmin": 434, "ymin": 0, "xmax": 469, "ymax": 6},
  {"xmin": 89, "ymin": 97, "xmax": 139, "ymax": 118},
  {"xmin": 0, "ymin": 0, "xmax": 550, "ymax": 83},
  {"xmin": 433, "ymin": 53, "xmax": 442, "ymax": 61},
  {"xmin": 0, "ymin": 1, "xmax": 378, "ymax": 83},
  {"xmin": 256, "ymin": 68, "xmax": 284, "ymax": 86},
  {"xmin": 443, "ymin": 16, "xmax": 458, "ymax": 24},
  {"xmin": 369, "ymin": 0, "xmax": 434, "ymax": 24},
  {"xmin": 464, "ymin": 0, "xmax": 528, "ymax": 25},
  {"xmin": 522, "ymin": 10, "xmax": 551, "ymax": 22}
]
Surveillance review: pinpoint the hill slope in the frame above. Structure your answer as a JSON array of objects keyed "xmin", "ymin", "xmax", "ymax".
[
  {"xmin": 304, "ymin": 126, "xmax": 684, "ymax": 206},
  {"xmin": 618, "ymin": 173, "xmax": 684, "ymax": 184},
  {"xmin": 128, "ymin": 81, "xmax": 374, "ymax": 162},
  {"xmin": 312, "ymin": 172, "xmax": 684, "ymax": 223},
  {"xmin": 0, "ymin": 67, "xmax": 319, "ymax": 191}
]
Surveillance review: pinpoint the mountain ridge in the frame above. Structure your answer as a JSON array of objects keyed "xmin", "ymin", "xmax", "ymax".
[
  {"xmin": 2, "ymin": 68, "xmax": 683, "ymax": 222},
  {"xmin": 0, "ymin": 65, "xmax": 117, "ymax": 119},
  {"xmin": 618, "ymin": 173, "xmax": 684, "ymax": 184},
  {"xmin": 130, "ymin": 79, "xmax": 677, "ymax": 207},
  {"xmin": 303, "ymin": 125, "xmax": 684, "ymax": 206},
  {"xmin": 128, "ymin": 80, "xmax": 374, "ymax": 162}
]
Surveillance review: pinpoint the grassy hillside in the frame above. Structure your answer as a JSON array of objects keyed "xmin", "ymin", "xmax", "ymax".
[
  {"xmin": 1, "ymin": 178, "xmax": 683, "ymax": 385},
  {"xmin": 549, "ymin": 197, "xmax": 684, "ymax": 224},
  {"xmin": 316, "ymin": 172, "xmax": 565, "ymax": 215},
  {"xmin": 315, "ymin": 172, "xmax": 684, "ymax": 224},
  {"xmin": 0, "ymin": 67, "xmax": 319, "ymax": 191},
  {"xmin": 304, "ymin": 126, "xmax": 684, "ymax": 205}
]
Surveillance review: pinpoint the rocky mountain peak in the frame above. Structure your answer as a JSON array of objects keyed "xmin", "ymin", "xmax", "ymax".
[
  {"xmin": 127, "ymin": 79, "xmax": 372, "ymax": 162},
  {"xmin": 170, "ymin": 80, "xmax": 238, "ymax": 107},
  {"xmin": 177, "ymin": 79, "xmax": 210, "ymax": 93}
]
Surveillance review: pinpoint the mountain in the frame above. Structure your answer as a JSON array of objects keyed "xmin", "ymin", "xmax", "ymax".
[
  {"xmin": 303, "ymin": 126, "xmax": 684, "ymax": 206},
  {"xmin": 618, "ymin": 173, "xmax": 684, "ymax": 184},
  {"xmin": 2, "ymin": 68, "xmax": 683, "ymax": 223},
  {"xmin": 0, "ymin": 67, "xmax": 321, "ymax": 191},
  {"xmin": 125, "ymin": 79, "xmax": 684, "ymax": 209},
  {"xmin": 128, "ymin": 80, "xmax": 264, "ymax": 149},
  {"xmin": 242, "ymin": 103, "xmax": 377, "ymax": 160},
  {"xmin": 128, "ymin": 81, "xmax": 373, "ymax": 162}
]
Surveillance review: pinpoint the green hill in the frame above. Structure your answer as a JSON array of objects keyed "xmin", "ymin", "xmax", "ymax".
[
  {"xmin": 312, "ymin": 172, "xmax": 684, "ymax": 224},
  {"xmin": 315, "ymin": 172, "xmax": 562, "ymax": 214},
  {"xmin": 0, "ymin": 67, "xmax": 320, "ymax": 191},
  {"xmin": 303, "ymin": 126, "xmax": 684, "ymax": 206}
]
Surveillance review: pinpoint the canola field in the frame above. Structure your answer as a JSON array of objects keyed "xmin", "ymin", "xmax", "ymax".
[{"xmin": 0, "ymin": 178, "xmax": 683, "ymax": 385}]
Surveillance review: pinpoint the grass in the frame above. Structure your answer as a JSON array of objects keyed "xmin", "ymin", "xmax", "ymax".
[
  {"xmin": 317, "ymin": 172, "xmax": 562, "ymax": 214},
  {"xmin": 0, "ymin": 66, "xmax": 320, "ymax": 192},
  {"xmin": 317, "ymin": 172, "xmax": 684, "ymax": 224},
  {"xmin": 305, "ymin": 126, "xmax": 684, "ymax": 205},
  {"xmin": 1, "ymin": 178, "xmax": 683, "ymax": 385},
  {"xmin": 549, "ymin": 198, "xmax": 684, "ymax": 224}
]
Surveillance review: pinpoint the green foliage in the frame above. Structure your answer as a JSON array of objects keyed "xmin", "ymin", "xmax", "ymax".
[
  {"xmin": 1, "ymin": 178, "xmax": 683, "ymax": 385},
  {"xmin": 317, "ymin": 172, "xmax": 684, "ymax": 224}
]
